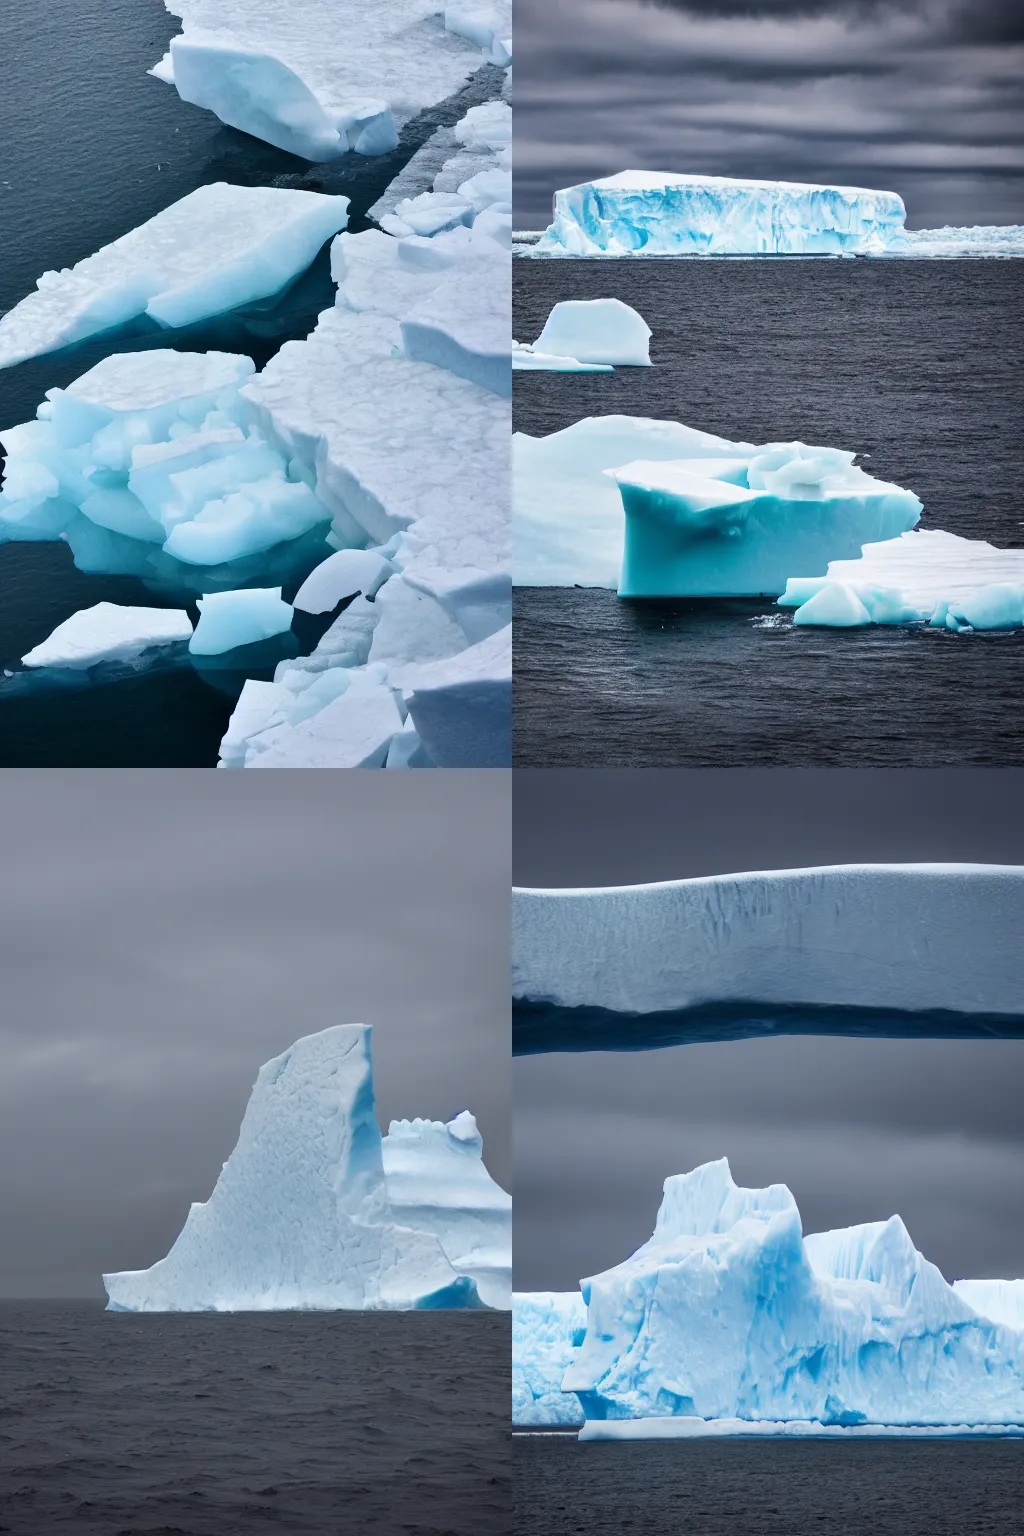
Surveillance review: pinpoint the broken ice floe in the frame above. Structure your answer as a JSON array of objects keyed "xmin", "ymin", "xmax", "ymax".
[{"xmin": 21, "ymin": 603, "xmax": 193, "ymax": 670}]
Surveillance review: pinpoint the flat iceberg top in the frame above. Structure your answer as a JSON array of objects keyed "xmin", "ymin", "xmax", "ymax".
[
  {"xmin": 516, "ymin": 1157, "xmax": 1024, "ymax": 1429},
  {"xmin": 513, "ymin": 864, "xmax": 1024, "ymax": 1023},
  {"xmin": 592, "ymin": 170, "xmax": 903, "ymax": 201},
  {"xmin": 65, "ymin": 347, "xmax": 254, "ymax": 410},
  {"xmin": 21, "ymin": 602, "xmax": 193, "ymax": 669},
  {"xmin": 0, "ymin": 185, "xmax": 350, "ymax": 369}
]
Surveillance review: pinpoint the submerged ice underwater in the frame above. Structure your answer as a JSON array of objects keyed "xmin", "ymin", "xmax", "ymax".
[{"xmin": 0, "ymin": 0, "xmax": 512, "ymax": 767}]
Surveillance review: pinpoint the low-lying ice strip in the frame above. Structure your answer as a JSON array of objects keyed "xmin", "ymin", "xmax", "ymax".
[
  {"xmin": 512, "ymin": 344, "xmax": 612, "ymax": 373},
  {"xmin": 0, "ymin": 184, "xmax": 350, "ymax": 370},
  {"xmin": 513, "ymin": 865, "xmax": 1024, "ymax": 1024},
  {"xmin": 513, "ymin": 416, "xmax": 921, "ymax": 593},
  {"xmin": 579, "ymin": 1420, "xmax": 1024, "ymax": 1440},
  {"xmin": 103, "ymin": 1023, "xmax": 510, "ymax": 1312},
  {"xmin": 514, "ymin": 1159, "xmax": 1024, "ymax": 1428},
  {"xmin": 779, "ymin": 530, "xmax": 1024, "ymax": 631},
  {"xmin": 153, "ymin": 0, "xmax": 510, "ymax": 160},
  {"xmin": 21, "ymin": 602, "xmax": 193, "ymax": 669},
  {"xmin": 533, "ymin": 172, "xmax": 907, "ymax": 258}
]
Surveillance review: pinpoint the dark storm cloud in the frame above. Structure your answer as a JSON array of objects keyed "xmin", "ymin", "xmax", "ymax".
[
  {"xmin": 513, "ymin": 0, "xmax": 1024, "ymax": 227},
  {"xmin": 0, "ymin": 772, "xmax": 510, "ymax": 1297},
  {"xmin": 512, "ymin": 769, "xmax": 1024, "ymax": 1290}
]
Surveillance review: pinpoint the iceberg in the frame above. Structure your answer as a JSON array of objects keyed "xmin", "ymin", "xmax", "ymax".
[
  {"xmin": 103, "ymin": 1023, "xmax": 509, "ymax": 1312},
  {"xmin": 514, "ymin": 416, "xmax": 921, "ymax": 593},
  {"xmin": 954, "ymin": 1281, "xmax": 1024, "ymax": 1331},
  {"xmin": 512, "ymin": 864, "xmax": 1024, "ymax": 1052},
  {"xmin": 514, "ymin": 1159, "xmax": 1024, "ymax": 1430},
  {"xmin": 293, "ymin": 548, "xmax": 394, "ymax": 613},
  {"xmin": 0, "ymin": 184, "xmax": 350, "ymax": 369},
  {"xmin": 382, "ymin": 1110, "xmax": 512, "ymax": 1309},
  {"xmin": 512, "ymin": 343, "xmax": 612, "ymax": 373},
  {"xmin": 779, "ymin": 530, "xmax": 1024, "ymax": 632},
  {"xmin": 154, "ymin": 0, "xmax": 510, "ymax": 161},
  {"xmin": 21, "ymin": 602, "xmax": 192, "ymax": 669},
  {"xmin": 532, "ymin": 172, "xmax": 907, "ymax": 258},
  {"xmin": 189, "ymin": 586, "xmax": 293, "ymax": 655},
  {"xmin": 533, "ymin": 299, "xmax": 651, "ymax": 367},
  {"xmin": 513, "ymin": 1292, "xmax": 588, "ymax": 1426},
  {"xmin": 889, "ymin": 225, "xmax": 1024, "ymax": 259}
]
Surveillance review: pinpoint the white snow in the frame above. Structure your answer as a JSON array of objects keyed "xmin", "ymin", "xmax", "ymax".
[
  {"xmin": 0, "ymin": 184, "xmax": 350, "ymax": 369},
  {"xmin": 513, "ymin": 865, "xmax": 1024, "ymax": 1024},
  {"xmin": 779, "ymin": 529, "xmax": 1024, "ymax": 631},
  {"xmin": 293, "ymin": 548, "xmax": 394, "ymax": 613},
  {"xmin": 955, "ymin": 1281, "xmax": 1024, "ymax": 1331},
  {"xmin": 189, "ymin": 586, "xmax": 293, "ymax": 654},
  {"xmin": 21, "ymin": 602, "xmax": 192, "ymax": 669},
  {"xmin": 103, "ymin": 1024, "xmax": 505, "ymax": 1312}
]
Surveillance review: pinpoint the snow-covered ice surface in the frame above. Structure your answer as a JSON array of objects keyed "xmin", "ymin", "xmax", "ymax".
[
  {"xmin": 103, "ymin": 1024, "xmax": 510, "ymax": 1312},
  {"xmin": 514, "ymin": 416, "xmax": 921, "ymax": 594},
  {"xmin": 154, "ymin": 0, "xmax": 510, "ymax": 160},
  {"xmin": 21, "ymin": 603, "xmax": 192, "ymax": 669},
  {"xmin": 513, "ymin": 865, "xmax": 1024, "ymax": 1051},
  {"xmin": 532, "ymin": 173, "xmax": 907, "ymax": 258},
  {"xmin": 954, "ymin": 1281, "xmax": 1024, "ymax": 1331},
  {"xmin": 382, "ymin": 1110, "xmax": 512, "ymax": 1309},
  {"xmin": 513, "ymin": 1159, "xmax": 1024, "ymax": 1430},
  {"xmin": 0, "ymin": 185, "xmax": 350, "ymax": 369},
  {"xmin": 778, "ymin": 530, "xmax": 1024, "ymax": 631}
]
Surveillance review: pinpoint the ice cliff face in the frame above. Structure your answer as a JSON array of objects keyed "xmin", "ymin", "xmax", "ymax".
[
  {"xmin": 514, "ymin": 1160, "xmax": 1024, "ymax": 1428},
  {"xmin": 513, "ymin": 865, "xmax": 1024, "ymax": 1050},
  {"xmin": 533, "ymin": 173, "xmax": 907, "ymax": 258},
  {"xmin": 103, "ymin": 1024, "xmax": 509, "ymax": 1312},
  {"xmin": 153, "ymin": 0, "xmax": 511, "ymax": 160}
]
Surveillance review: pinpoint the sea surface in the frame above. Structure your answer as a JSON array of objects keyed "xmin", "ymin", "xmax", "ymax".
[
  {"xmin": 513, "ymin": 259, "xmax": 1024, "ymax": 766},
  {"xmin": 1, "ymin": 1301, "xmax": 510, "ymax": 1534},
  {"xmin": 513, "ymin": 1433, "xmax": 1024, "ymax": 1536},
  {"xmin": 0, "ymin": 0, "xmax": 498, "ymax": 766}
]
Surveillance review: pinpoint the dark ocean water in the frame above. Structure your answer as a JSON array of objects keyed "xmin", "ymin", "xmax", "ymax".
[
  {"xmin": 514, "ymin": 1435, "xmax": 1024, "ymax": 1536},
  {"xmin": 1, "ymin": 1302, "xmax": 510, "ymax": 1535},
  {"xmin": 512, "ymin": 259, "xmax": 1024, "ymax": 766},
  {"xmin": 0, "ymin": 0, "xmax": 499, "ymax": 766}
]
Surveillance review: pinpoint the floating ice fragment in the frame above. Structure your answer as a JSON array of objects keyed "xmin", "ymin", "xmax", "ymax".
[
  {"xmin": 512, "ymin": 342, "xmax": 613, "ymax": 373},
  {"xmin": 189, "ymin": 586, "xmax": 293, "ymax": 655},
  {"xmin": 293, "ymin": 548, "xmax": 394, "ymax": 613},
  {"xmin": 401, "ymin": 623, "xmax": 511, "ymax": 768},
  {"xmin": 534, "ymin": 299, "xmax": 652, "ymax": 366},
  {"xmin": 21, "ymin": 602, "xmax": 193, "ymax": 669}
]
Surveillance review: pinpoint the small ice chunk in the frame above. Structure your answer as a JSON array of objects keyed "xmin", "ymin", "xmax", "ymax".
[
  {"xmin": 21, "ymin": 602, "xmax": 192, "ymax": 669},
  {"xmin": 792, "ymin": 581, "xmax": 872, "ymax": 626},
  {"xmin": 292, "ymin": 548, "xmax": 394, "ymax": 612},
  {"xmin": 189, "ymin": 587, "xmax": 294, "ymax": 655},
  {"xmin": 534, "ymin": 299, "xmax": 652, "ymax": 367},
  {"xmin": 401, "ymin": 622, "xmax": 510, "ymax": 767},
  {"xmin": 512, "ymin": 342, "xmax": 613, "ymax": 373}
]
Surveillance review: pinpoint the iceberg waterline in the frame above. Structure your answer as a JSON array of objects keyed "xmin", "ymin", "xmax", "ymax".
[
  {"xmin": 513, "ymin": 1158, "xmax": 1024, "ymax": 1430},
  {"xmin": 104, "ymin": 1024, "xmax": 511, "ymax": 1313}
]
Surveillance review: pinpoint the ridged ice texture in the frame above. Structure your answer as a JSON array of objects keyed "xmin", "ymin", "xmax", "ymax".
[
  {"xmin": 545, "ymin": 1159, "xmax": 1024, "ymax": 1426},
  {"xmin": 513, "ymin": 1293, "xmax": 587, "ymax": 1425},
  {"xmin": 0, "ymin": 184, "xmax": 350, "ymax": 369},
  {"xmin": 156, "ymin": 0, "xmax": 507, "ymax": 160},
  {"xmin": 382, "ymin": 1111, "xmax": 512, "ymax": 1309},
  {"xmin": 533, "ymin": 172, "xmax": 907, "ymax": 257},
  {"xmin": 103, "ymin": 1025, "xmax": 487, "ymax": 1313},
  {"xmin": 513, "ymin": 865, "xmax": 1024, "ymax": 1021}
]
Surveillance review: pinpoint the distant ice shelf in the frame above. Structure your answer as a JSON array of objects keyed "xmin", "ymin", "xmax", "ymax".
[
  {"xmin": 151, "ymin": 0, "xmax": 511, "ymax": 160},
  {"xmin": 0, "ymin": 184, "xmax": 350, "ymax": 370},
  {"xmin": 514, "ymin": 415, "xmax": 921, "ymax": 593},
  {"xmin": 513, "ymin": 1159, "xmax": 1024, "ymax": 1430},
  {"xmin": 512, "ymin": 864, "xmax": 1024, "ymax": 1052},
  {"xmin": 104, "ymin": 1023, "xmax": 511, "ymax": 1312}
]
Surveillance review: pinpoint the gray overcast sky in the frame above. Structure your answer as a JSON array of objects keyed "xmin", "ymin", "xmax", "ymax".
[
  {"xmin": 0, "ymin": 771, "xmax": 510, "ymax": 1298},
  {"xmin": 514, "ymin": 0, "xmax": 1024, "ymax": 228},
  {"xmin": 513, "ymin": 768, "xmax": 1024, "ymax": 1291}
]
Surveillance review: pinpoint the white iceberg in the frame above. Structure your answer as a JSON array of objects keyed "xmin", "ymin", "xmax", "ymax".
[
  {"xmin": 533, "ymin": 172, "xmax": 907, "ymax": 258},
  {"xmin": 889, "ymin": 225, "xmax": 1024, "ymax": 259},
  {"xmin": 533, "ymin": 299, "xmax": 651, "ymax": 366},
  {"xmin": 514, "ymin": 416, "xmax": 921, "ymax": 594},
  {"xmin": 154, "ymin": 0, "xmax": 509, "ymax": 161},
  {"xmin": 103, "ymin": 1023, "xmax": 509, "ymax": 1312},
  {"xmin": 512, "ymin": 865, "xmax": 1024, "ymax": 1049},
  {"xmin": 514, "ymin": 1159, "xmax": 1024, "ymax": 1429},
  {"xmin": 0, "ymin": 184, "xmax": 350, "ymax": 369},
  {"xmin": 382, "ymin": 1110, "xmax": 512, "ymax": 1309},
  {"xmin": 954, "ymin": 1281, "xmax": 1024, "ymax": 1331},
  {"xmin": 21, "ymin": 602, "xmax": 193, "ymax": 669},
  {"xmin": 779, "ymin": 530, "xmax": 1024, "ymax": 631},
  {"xmin": 189, "ymin": 586, "xmax": 293, "ymax": 655}
]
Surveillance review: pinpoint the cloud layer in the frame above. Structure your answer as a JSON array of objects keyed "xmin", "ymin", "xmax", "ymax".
[{"xmin": 513, "ymin": 0, "xmax": 1024, "ymax": 227}]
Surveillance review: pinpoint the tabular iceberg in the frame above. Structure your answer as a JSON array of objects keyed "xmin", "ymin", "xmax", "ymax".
[
  {"xmin": 153, "ymin": 0, "xmax": 510, "ymax": 160},
  {"xmin": 103, "ymin": 1023, "xmax": 510, "ymax": 1312},
  {"xmin": 514, "ymin": 1159, "xmax": 1024, "ymax": 1431},
  {"xmin": 779, "ymin": 530, "xmax": 1024, "ymax": 632},
  {"xmin": 512, "ymin": 864, "xmax": 1024, "ymax": 1052},
  {"xmin": 533, "ymin": 172, "xmax": 907, "ymax": 258},
  {"xmin": 0, "ymin": 184, "xmax": 350, "ymax": 369},
  {"xmin": 514, "ymin": 416, "xmax": 921, "ymax": 593}
]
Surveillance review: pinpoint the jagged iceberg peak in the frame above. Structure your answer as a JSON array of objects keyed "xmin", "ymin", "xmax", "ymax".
[
  {"xmin": 103, "ymin": 1023, "xmax": 505, "ymax": 1313},
  {"xmin": 519, "ymin": 1157, "xmax": 1024, "ymax": 1429},
  {"xmin": 533, "ymin": 171, "xmax": 907, "ymax": 258}
]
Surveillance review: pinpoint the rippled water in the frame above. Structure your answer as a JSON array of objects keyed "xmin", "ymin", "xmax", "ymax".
[
  {"xmin": 2, "ymin": 1302, "xmax": 510, "ymax": 1534},
  {"xmin": 512, "ymin": 259, "xmax": 1024, "ymax": 767}
]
